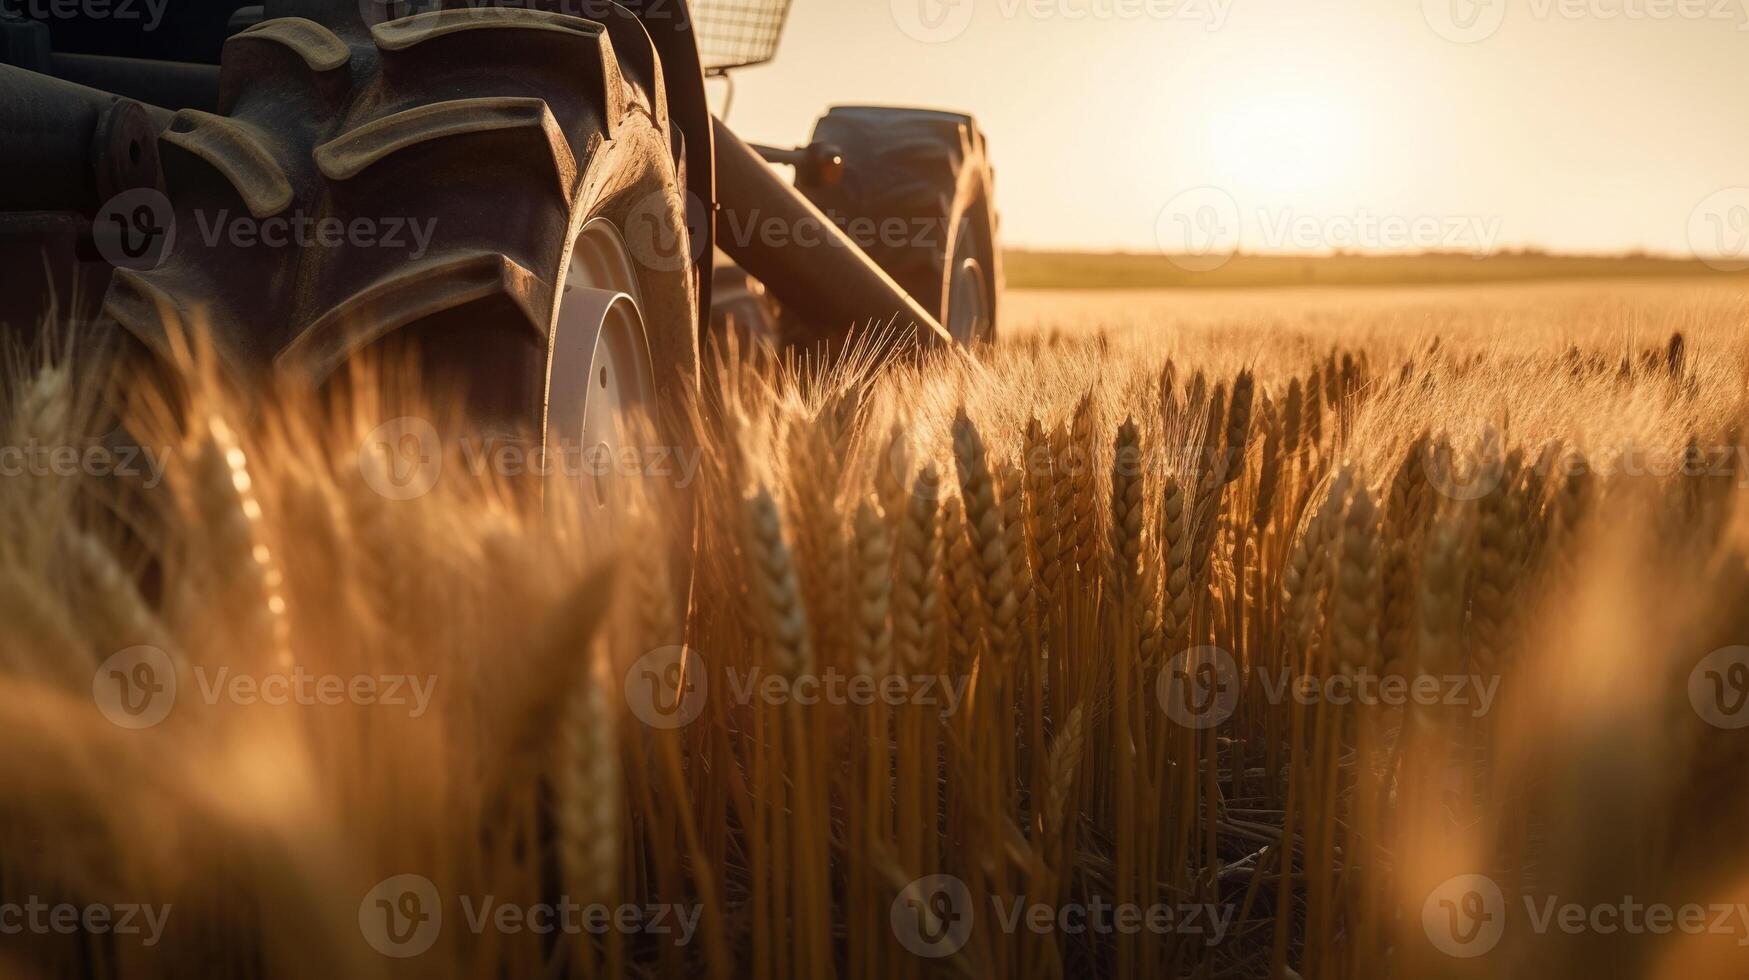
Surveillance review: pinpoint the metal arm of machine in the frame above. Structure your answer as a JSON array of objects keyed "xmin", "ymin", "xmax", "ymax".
[
  {"xmin": 712, "ymin": 115, "xmax": 952, "ymax": 350},
  {"xmin": 0, "ymin": 65, "xmax": 169, "ymax": 213}
]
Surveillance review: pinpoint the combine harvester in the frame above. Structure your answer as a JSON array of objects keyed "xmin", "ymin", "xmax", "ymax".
[{"xmin": 0, "ymin": 0, "xmax": 1000, "ymax": 473}]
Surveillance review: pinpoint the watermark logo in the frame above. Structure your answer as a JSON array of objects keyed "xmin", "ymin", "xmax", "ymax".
[
  {"xmin": 1257, "ymin": 208, "xmax": 1501, "ymax": 253},
  {"xmin": 458, "ymin": 898, "xmax": 701, "ymax": 941},
  {"xmin": 357, "ymin": 424, "xmax": 708, "ymax": 501},
  {"xmin": 1156, "ymin": 192, "xmax": 1502, "ymax": 271},
  {"xmin": 358, "ymin": 873, "xmax": 700, "ymax": 955},
  {"xmin": 190, "ymin": 210, "xmax": 435, "ymax": 259},
  {"xmin": 624, "ymin": 645, "xmax": 709, "ymax": 729},
  {"xmin": 889, "ymin": 876, "xmax": 1234, "ymax": 957},
  {"xmin": 624, "ymin": 190, "xmax": 707, "ymax": 274},
  {"xmin": 93, "ymin": 645, "xmax": 177, "ymax": 729},
  {"xmin": 894, "ymin": 0, "xmax": 1230, "ymax": 41},
  {"xmin": 1690, "ymin": 646, "xmax": 1749, "ymax": 729},
  {"xmin": 1689, "ymin": 188, "xmax": 1749, "ymax": 273},
  {"xmin": 719, "ymin": 208, "xmax": 950, "ymax": 257},
  {"xmin": 456, "ymin": 437, "xmax": 705, "ymax": 488},
  {"xmin": 1157, "ymin": 645, "xmax": 1241, "ymax": 728},
  {"xmin": 359, "ymin": 417, "xmax": 443, "ymax": 501},
  {"xmin": 891, "ymin": 874, "xmax": 975, "ymax": 958},
  {"xmin": 1427, "ymin": 0, "xmax": 1749, "ymax": 42},
  {"xmin": 1423, "ymin": 420, "xmax": 1507, "ymax": 501},
  {"xmin": 1155, "ymin": 187, "xmax": 1242, "ymax": 272},
  {"xmin": 892, "ymin": 0, "xmax": 977, "ymax": 42},
  {"xmin": 1155, "ymin": 647, "xmax": 1500, "ymax": 727},
  {"xmin": 93, "ymin": 190, "xmax": 432, "ymax": 268},
  {"xmin": 360, "ymin": 874, "xmax": 442, "ymax": 958},
  {"xmin": 192, "ymin": 667, "xmax": 437, "ymax": 717},
  {"xmin": 1423, "ymin": 0, "xmax": 1508, "ymax": 41},
  {"xmin": 1425, "ymin": 872, "xmax": 1749, "ymax": 956},
  {"xmin": 1423, "ymin": 873, "xmax": 1506, "ymax": 957},
  {"xmin": 724, "ymin": 667, "xmax": 971, "ymax": 716},
  {"xmin": 622, "ymin": 648, "xmax": 972, "ymax": 728},
  {"xmin": 93, "ymin": 649, "xmax": 437, "ymax": 726},
  {"xmin": 360, "ymin": 0, "xmax": 692, "ymax": 43},
  {"xmin": 356, "ymin": 0, "xmax": 526, "ymax": 43},
  {"xmin": 991, "ymin": 895, "xmax": 1233, "ymax": 940},
  {"xmin": 93, "ymin": 188, "xmax": 175, "ymax": 272},
  {"xmin": 887, "ymin": 445, "xmax": 952, "ymax": 503}
]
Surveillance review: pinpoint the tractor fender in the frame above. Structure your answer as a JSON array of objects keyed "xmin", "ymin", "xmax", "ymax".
[{"xmin": 620, "ymin": 0, "xmax": 715, "ymax": 331}]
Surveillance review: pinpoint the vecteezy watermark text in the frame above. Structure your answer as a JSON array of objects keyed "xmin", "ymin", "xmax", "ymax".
[
  {"xmin": 356, "ymin": 418, "xmax": 707, "ymax": 502},
  {"xmin": 0, "ymin": 439, "xmax": 167, "ymax": 489},
  {"xmin": 891, "ymin": 0, "xmax": 1232, "ymax": 44},
  {"xmin": 1423, "ymin": 873, "xmax": 1749, "ymax": 958},
  {"xmin": 623, "ymin": 646, "xmax": 971, "ymax": 729},
  {"xmin": 192, "ymin": 211, "xmax": 436, "ymax": 260},
  {"xmin": 0, "ymin": 897, "xmax": 171, "ymax": 947},
  {"xmin": 457, "ymin": 896, "xmax": 700, "ymax": 943},
  {"xmin": 191, "ymin": 666, "xmax": 437, "ymax": 717},
  {"xmin": 93, "ymin": 647, "xmax": 439, "ymax": 730},
  {"xmin": 456, "ymin": 438, "xmax": 704, "ymax": 486},
  {"xmin": 719, "ymin": 208, "xmax": 949, "ymax": 255},
  {"xmin": 0, "ymin": 0, "xmax": 168, "ymax": 29},
  {"xmin": 1154, "ymin": 188, "xmax": 1503, "ymax": 272},
  {"xmin": 358, "ymin": 874, "xmax": 700, "ymax": 958},
  {"xmin": 722, "ymin": 666, "xmax": 970, "ymax": 717},
  {"xmin": 1424, "ymin": 0, "xmax": 1749, "ymax": 43},
  {"xmin": 92, "ymin": 189, "xmax": 438, "ymax": 270},
  {"xmin": 889, "ymin": 874, "xmax": 1234, "ymax": 958},
  {"xmin": 1157, "ymin": 646, "xmax": 1501, "ymax": 728}
]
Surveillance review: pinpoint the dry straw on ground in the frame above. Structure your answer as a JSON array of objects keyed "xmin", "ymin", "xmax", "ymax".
[{"xmin": 5, "ymin": 294, "xmax": 1749, "ymax": 978}]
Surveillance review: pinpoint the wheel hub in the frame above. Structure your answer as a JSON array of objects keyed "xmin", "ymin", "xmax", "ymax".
[
  {"xmin": 946, "ymin": 211, "xmax": 992, "ymax": 344},
  {"xmin": 948, "ymin": 254, "xmax": 991, "ymax": 345},
  {"xmin": 545, "ymin": 218, "xmax": 658, "ymax": 511}
]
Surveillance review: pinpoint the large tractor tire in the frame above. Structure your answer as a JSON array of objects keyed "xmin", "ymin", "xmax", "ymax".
[
  {"xmin": 794, "ymin": 106, "xmax": 999, "ymax": 345},
  {"xmin": 100, "ymin": 2, "xmax": 698, "ymax": 515}
]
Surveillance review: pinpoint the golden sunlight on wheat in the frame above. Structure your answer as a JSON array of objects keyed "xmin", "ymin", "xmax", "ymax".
[{"xmin": 5, "ymin": 284, "xmax": 1749, "ymax": 979}]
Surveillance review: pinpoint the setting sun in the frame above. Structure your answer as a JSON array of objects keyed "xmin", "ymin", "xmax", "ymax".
[
  {"xmin": 728, "ymin": 0, "xmax": 1749, "ymax": 256},
  {"xmin": 1203, "ymin": 91, "xmax": 1361, "ymax": 198}
]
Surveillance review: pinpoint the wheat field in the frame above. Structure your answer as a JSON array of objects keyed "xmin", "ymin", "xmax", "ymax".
[{"xmin": 5, "ymin": 280, "xmax": 1749, "ymax": 979}]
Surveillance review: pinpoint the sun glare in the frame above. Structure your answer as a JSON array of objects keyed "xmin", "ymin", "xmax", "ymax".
[{"xmin": 1204, "ymin": 90, "xmax": 1360, "ymax": 200}]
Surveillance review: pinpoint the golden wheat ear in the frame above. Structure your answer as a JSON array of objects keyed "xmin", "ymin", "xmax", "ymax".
[
  {"xmin": 952, "ymin": 407, "xmax": 1020, "ymax": 660},
  {"xmin": 892, "ymin": 466, "xmax": 942, "ymax": 676},
  {"xmin": 1106, "ymin": 417, "xmax": 1143, "ymax": 598}
]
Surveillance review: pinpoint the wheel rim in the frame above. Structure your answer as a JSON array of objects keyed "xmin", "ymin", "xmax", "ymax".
[
  {"xmin": 947, "ymin": 255, "xmax": 991, "ymax": 345},
  {"xmin": 546, "ymin": 217, "xmax": 659, "ymax": 512},
  {"xmin": 946, "ymin": 213, "xmax": 992, "ymax": 344}
]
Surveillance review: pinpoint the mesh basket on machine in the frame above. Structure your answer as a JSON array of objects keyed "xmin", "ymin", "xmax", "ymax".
[{"xmin": 689, "ymin": 0, "xmax": 796, "ymax": 72}]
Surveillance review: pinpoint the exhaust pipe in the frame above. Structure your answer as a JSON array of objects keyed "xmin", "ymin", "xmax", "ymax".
[{"xmin": 710, "ymin": 115, "xmax": 951, "ymax": 350}]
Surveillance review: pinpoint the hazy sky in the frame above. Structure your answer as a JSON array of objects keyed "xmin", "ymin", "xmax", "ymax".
[{"xmin": 718, "ymin": 0, "xmax": 1749, "ymax": 260}]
